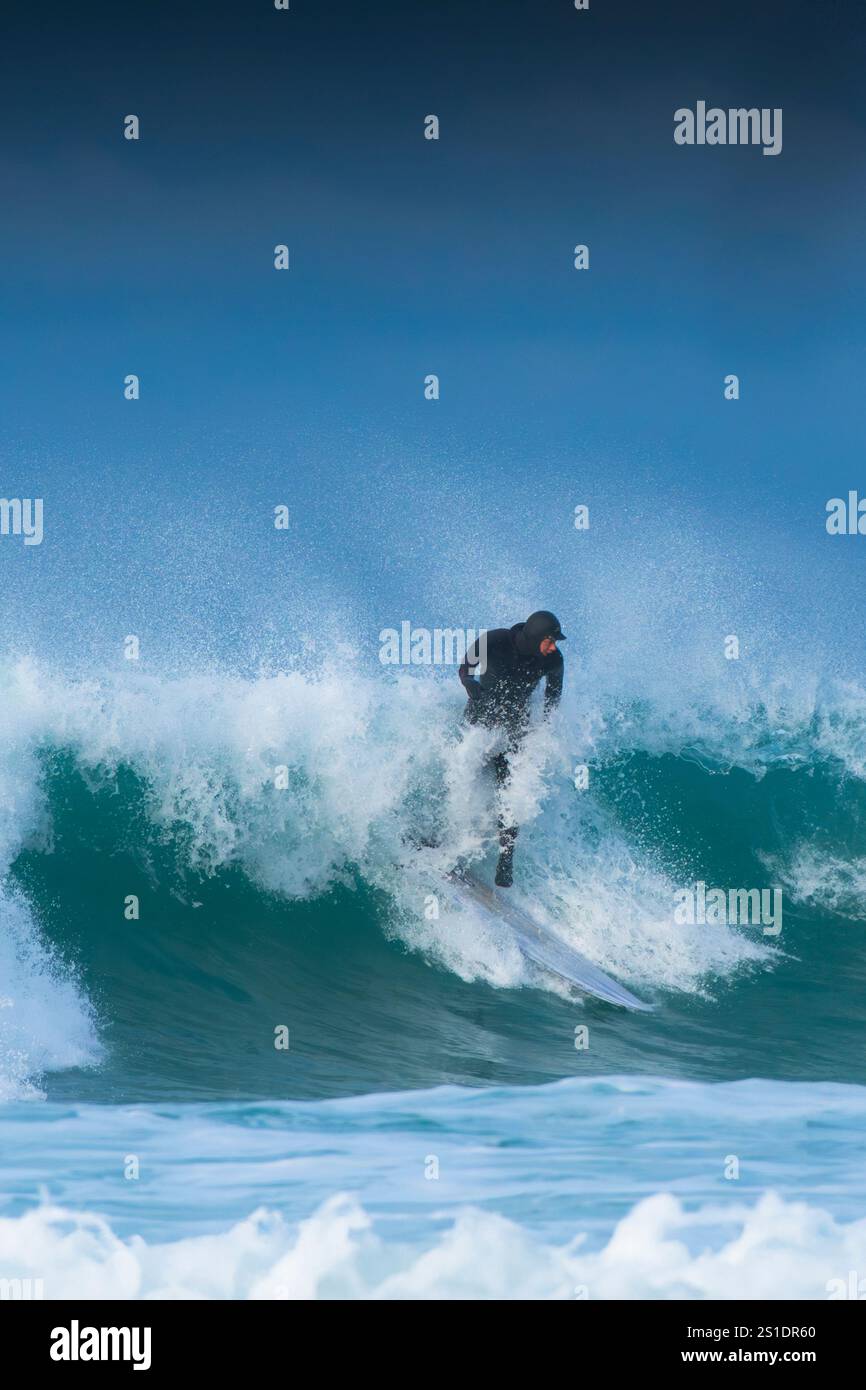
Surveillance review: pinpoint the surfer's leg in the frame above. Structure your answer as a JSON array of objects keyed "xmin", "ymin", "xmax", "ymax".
[
  {"xmin": 491, "ymin": 752, "xmax": 518, "ymax": 887},
  {"xmin": 495, "ymin": 825, "xmax": 517, "ymax": 887}
]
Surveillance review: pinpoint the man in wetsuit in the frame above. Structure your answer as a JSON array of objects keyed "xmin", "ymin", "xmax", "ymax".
[{"xmin": 458, "ymin": 610, "xmax": 565, "ymax": 887}]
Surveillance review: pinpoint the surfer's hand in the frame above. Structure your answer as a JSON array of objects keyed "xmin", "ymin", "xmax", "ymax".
[{"xmin": 459, "ymin": 659, "xmax": 482, "ymax": 700}]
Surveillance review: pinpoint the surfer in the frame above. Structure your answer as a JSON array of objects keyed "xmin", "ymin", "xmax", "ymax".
[{"xmin": 458, "ymin": 610, "xmax": 565, "ymax": 887}]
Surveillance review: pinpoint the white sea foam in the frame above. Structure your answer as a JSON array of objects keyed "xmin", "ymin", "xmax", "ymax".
[
  {"xmin": 3, "ymin": 1074, "xmax": 866, "ymax": 1298},
  {"xmin": 0, "ymin": 889, "xmax": 99, "ymax": 1100},
  {"xmin": 761, "ymin": 843, "xmax": 866, "ymax": 921},
  {"xmin": 0, "ymin": 648, "xmax": 864, "ymax": 1095},
  {"xmin": 1, "ymin": 1189, "xmax": 864, "ymax": 1300},
  {"xmin": 0, "ymin": 661, "xmax": 101, "ymax": 1098}
]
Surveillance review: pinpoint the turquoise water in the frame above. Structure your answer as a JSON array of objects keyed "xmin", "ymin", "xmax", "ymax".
[
  {"xmin": 9, "ymin": 726, "xmax": 866, "ymax": 1102},
  {"xmin": 1, "ymin": 661, "xmax": 866, "ymax": 1296},
  {"xmin": 3, "ymin": 0, "xmax": 866, "ymax": 1304},
  {"xmin": 2, "ymin": 1077, "xmax": 866, "ymax": 1297}
]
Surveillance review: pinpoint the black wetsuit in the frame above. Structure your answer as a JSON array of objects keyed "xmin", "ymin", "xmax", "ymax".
[
  {"xmin": 459, "ymin": 623, "xmax": 563, "ymax": 739},
  {"xmin": 458, "ymin": 618, "xmax": 564, "ymax": 883}
]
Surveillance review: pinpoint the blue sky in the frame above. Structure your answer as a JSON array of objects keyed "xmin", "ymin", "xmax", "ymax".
[{"xmin": 1, "ymin": 0, "xmax": 864, "ymax": 669}]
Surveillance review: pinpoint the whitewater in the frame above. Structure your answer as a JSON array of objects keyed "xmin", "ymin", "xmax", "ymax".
[
  {"xmin": 1, "ymin": 634, "xmax": 865, "ymax": 1296},
  {"xmin": 3, "ymin": 1079, "xmax": 866, "ymax": 1299},
  {"xmin": 4, "ymin": 648, "xmax": 866, "ymax": 1103}
]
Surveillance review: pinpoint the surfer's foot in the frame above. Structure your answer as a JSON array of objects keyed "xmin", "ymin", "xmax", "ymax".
[{"xmin": 494, "ymin": 852, "xmax": 514, "ymax": 888}]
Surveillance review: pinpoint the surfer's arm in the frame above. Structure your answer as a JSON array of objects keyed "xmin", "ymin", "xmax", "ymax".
[
  {"xmin": 459, "ymin": 646, "xmax": 483, "ymax": 701},
  {"xmin": 543, "ymin": 658, "xmax": 563, "ymax": 715}
]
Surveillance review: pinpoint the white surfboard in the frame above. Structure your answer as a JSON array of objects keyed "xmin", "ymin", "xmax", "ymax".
[{"xmin": 449, "ymin": 871, "xmax": 653, "ymax": 1012}]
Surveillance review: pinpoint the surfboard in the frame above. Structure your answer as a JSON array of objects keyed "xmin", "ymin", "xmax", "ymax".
[{"xmin": 448, "ymin": 871, "xmax": 653, "ymax": 1012}]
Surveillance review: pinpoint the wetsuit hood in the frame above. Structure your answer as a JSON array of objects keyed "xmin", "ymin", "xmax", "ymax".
[{"xmin": 515, "ymin": 610, "xmax": 566, "ymax": 657}]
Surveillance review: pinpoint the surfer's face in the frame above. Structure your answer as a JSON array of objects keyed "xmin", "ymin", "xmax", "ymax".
[{"xmin": 539, "ymin": 637, "xmax": 557, "ymax": 655}]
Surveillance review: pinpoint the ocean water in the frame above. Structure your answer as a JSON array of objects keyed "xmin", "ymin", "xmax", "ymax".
[
  {"xmin": 2, "ymin": 649, "xmax": 866, "ymax": 1298},
  {"xmin": 3, "ymin": 0, "xmax": 866, "ymax": 1306}
]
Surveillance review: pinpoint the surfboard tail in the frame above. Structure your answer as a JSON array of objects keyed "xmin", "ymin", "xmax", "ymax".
[{"xmin": 449, "ymin": 871, "xmax": 654, "ymax": 1012}]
